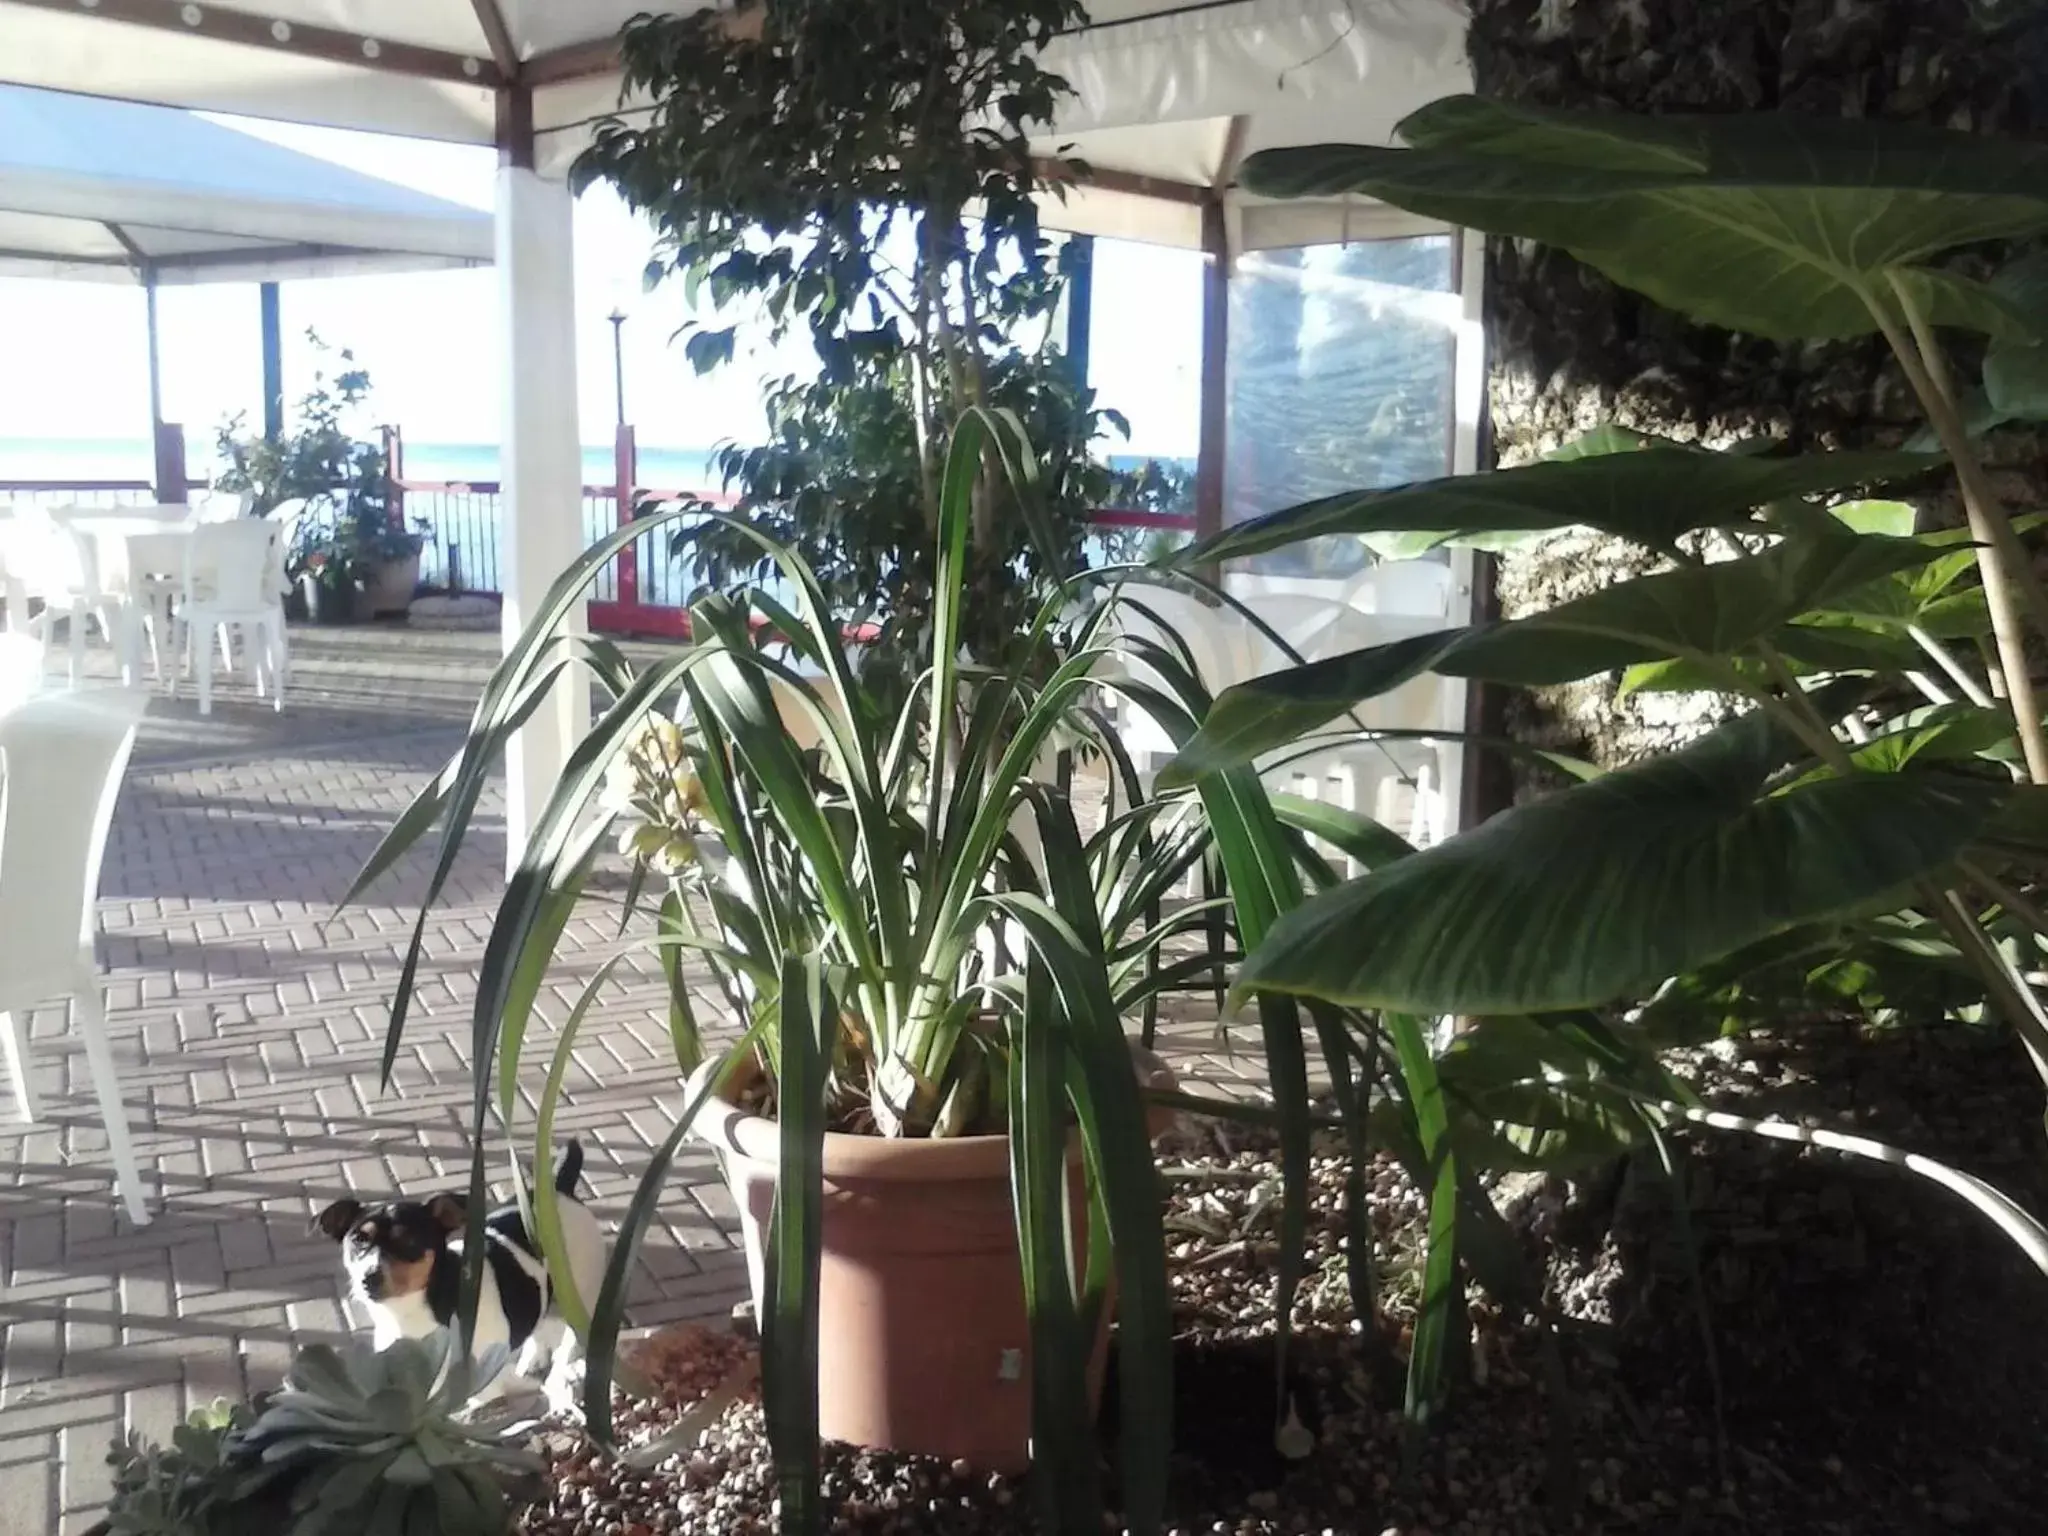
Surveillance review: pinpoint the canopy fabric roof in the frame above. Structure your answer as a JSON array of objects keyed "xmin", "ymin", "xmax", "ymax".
[
  {"xmin": 0, "ymin": 82, "xmax": 492, "ymax": 285},
  {"xmin": 0, "ymin": 0, "xmax": 1471, "ymax": 251}
]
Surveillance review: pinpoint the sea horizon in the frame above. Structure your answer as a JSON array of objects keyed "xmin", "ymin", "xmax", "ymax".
[
  {"xmin": 0, "ymin": 434, "xmax": 1194, "ymax": 493},
  {"xmin": 0, "ymin": 434, "xmax": 731, "ymax": 491}
]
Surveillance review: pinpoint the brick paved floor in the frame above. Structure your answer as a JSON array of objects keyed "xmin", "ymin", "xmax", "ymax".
[{"xmin": 0, "ymin": 621, "xmax": 1261, "ymax": 1534}]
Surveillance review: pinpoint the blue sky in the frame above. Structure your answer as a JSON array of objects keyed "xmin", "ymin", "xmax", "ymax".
[{"xmin": 0, "ymin": 114, "xmax": 1203, "ymax": 464}]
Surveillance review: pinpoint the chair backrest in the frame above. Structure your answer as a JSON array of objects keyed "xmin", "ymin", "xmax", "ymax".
[
  {"xmin": 0, "ymin": 632, "xmax": 44, "ymax": 706},
  {"xmin": 9, "ymin": 505, "xmax": 102, "ymax": 601},
  {"xmin": 1370, "ymin": 559, "xmax": 1456, "ymax": 619},
  {"xmin": 182, "ymin": 518, "xmax": 281, "ymax": 612},
  {"xmin": 0, "ymin": 687, "xmax": 145, "ymax": 1003},
  {"xmin": 192, "ymin": 492, "xmax": 252, "ymax": 524},
  {"xmin": 1114, "ymin": 586, "xmax": 1262, "ymax": 694}
]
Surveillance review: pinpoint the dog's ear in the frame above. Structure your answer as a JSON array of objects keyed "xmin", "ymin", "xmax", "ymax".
[
  {"xmin": 425, "ymin": 1193, "xmax": 467, "ymax": 1232},
  {"xmin": 312, "ymin": 1198, "xmax": 363, "ymax": 1242}
]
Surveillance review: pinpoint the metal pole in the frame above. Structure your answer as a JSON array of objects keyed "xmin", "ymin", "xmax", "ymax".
[
  {"xmin": 1064, "ymin": 234, "xmax": 1095, "ymax": 385},
  {"xmin": 1193, "ymin": 199, "xmax": 1229, "ymax": 548},
  {"xmin": 260, "ymin": 282, "xmax": 284, "ymax": 439},
  {"xmin": 143, "ymin": 268, "xmax": 164, "ymax": 429},
  {"xmin": 608, "ymin": 308, "xmax": 627, "ymax": 428}
]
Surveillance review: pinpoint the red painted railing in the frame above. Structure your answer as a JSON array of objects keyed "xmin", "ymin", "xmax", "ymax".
[{"xmin": 6, "ymin": 429, "xmax": 1193, "ymax": 644}]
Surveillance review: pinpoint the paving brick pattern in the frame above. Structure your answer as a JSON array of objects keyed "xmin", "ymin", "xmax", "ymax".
[{"xmin": 0, "ymin": 624, "xmax": 1257, "ymax": 1534}]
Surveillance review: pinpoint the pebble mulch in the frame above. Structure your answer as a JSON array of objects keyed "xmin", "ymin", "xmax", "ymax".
[{"xmin": 517, "ymin": 1024, "xmax": 2048, "ymax": 1536}]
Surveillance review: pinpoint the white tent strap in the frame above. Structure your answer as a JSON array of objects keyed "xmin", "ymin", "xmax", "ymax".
[{"xmin": 1044, "ymin": 0, "xmax": 1469, "ymax": 144}]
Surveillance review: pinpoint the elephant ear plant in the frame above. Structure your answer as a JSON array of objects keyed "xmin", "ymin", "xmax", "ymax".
[
  {"xmin": 345, "ymin": 409, "xmax": 1344, "ymax": 1536},
  {"xmin": 1156, "ymin": 95, "xmax": 2048, "ymax": 1419}
]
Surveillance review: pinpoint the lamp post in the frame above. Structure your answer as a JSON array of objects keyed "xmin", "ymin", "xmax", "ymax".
[{"xmin": 607, "ymin": 307, "xmax": 628, "ymax": 428}]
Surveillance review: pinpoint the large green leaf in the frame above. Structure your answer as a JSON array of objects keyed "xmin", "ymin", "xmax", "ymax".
[
  {"xmin": 1984, "ymin": 251, "xmax": 2048, "ymax": 419},
  {"xmin": 1190, "ymin": 446, "xmax": 1935, "ymax": 565},
  {"xmin": 1241, "ymin": 97, "xmax": 2048, "ymax": 341},
  {"xmin": 1167, "ymin": 526, "xmax": 1945, "ymax": 781},
  {"xmin": 1234, "ymin": 711, "xmax": 2008, "ymax": 1015}
]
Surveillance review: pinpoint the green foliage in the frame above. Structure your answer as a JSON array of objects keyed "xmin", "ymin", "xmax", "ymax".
[
  {"xmin": 213, "ymin": 333, "xmax": 425, "ymax": 588},
  {"xmin": 94, "ymin": 1336, "xmax": 540, "ymax": 1536},
  {"xmin": 577, "ymin": 0, "xmax": 1135, "ymax": 675},
  {"xmin": 352, "ymin": 411, "xmax": 1274, "ymax": 1536},
  {"xmin": 1241, "ymin": 96, "xmax": 2048, "ymax": 341},
  {"xmin": 1176, "ymin": 96, "xmax": 2048, "ymax": 1425}
]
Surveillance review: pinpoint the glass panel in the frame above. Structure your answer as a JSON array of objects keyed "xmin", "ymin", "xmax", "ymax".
[{"xmin": 1225, "ymin": 236, "xmax": 1458, "ymax": 577}]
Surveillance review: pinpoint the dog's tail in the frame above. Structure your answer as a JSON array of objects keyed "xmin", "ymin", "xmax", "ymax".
[{"xmin": 553, "ymin": 1139, "xmax": 585, "ymax": 1197}]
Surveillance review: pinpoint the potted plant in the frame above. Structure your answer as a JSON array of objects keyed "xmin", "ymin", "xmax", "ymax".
[
  {"xmin": 282, "ymin": 498, "xmax": 368, "ymax": 625},
  {"xmin": 216, "ymin": 333, "xmax": 430, "ymax": 619},
  {"xmin": 349, "ymin": 409, "xmax": 1318, "ymax": 1535},
  {"xmin": 359, "ymin": 511, "xmax": 430, "ymax": 618}
]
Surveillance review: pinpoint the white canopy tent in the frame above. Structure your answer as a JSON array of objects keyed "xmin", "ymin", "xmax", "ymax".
[
  {"xmin": 0, "ymin": 81, "xmax": 491, "ymax": 491},
  {"xmin": 0, "ymin": 0, "xmax": 1481, "ymax": 850}
]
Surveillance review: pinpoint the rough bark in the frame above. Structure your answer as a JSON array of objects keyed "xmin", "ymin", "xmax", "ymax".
[{"xmin": 1467, "ymin": 0, "xmax": 2048, "ymax": 786}]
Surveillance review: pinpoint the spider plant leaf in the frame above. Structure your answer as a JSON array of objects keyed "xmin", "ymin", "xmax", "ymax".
[
  {"xmin": 580, "ymin": 1030, "xmax": 763, "ymax": 1444},
  {"xmin": 1387, "ymin": 1012, "xmax": 1459, "ymax": 1431},
  {"xmin": 761, "ymin": 955, "xmax": 831, "ymax": 1536},
  {"xmin": 1007, "ymin": 948, "xmax": 1099, "ymax": 1534}
]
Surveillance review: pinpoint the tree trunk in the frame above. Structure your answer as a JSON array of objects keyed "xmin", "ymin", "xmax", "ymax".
[{"xmin": 1467, "ymin": 0, "xmax": 2048, "ymax": 792}]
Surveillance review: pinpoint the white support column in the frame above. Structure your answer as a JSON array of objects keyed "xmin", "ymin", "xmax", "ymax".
[
  {"xmin": 497, "ymin": 162, "xmax": 590, "ymax": 871},
  {"xmin": 1437, "ymin": 226, "xmax": 1489, "ymax": 837}
]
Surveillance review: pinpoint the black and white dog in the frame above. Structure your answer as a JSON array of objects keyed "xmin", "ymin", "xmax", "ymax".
[{"xmin": 314, "ymin": 1142, "xmax": 606, "ymax": 1407}]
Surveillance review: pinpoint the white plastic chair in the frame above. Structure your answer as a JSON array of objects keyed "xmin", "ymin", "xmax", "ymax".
[
  {"xmin": 172, "ymin": 519, "xmax": 286, "ymax": 715},
  {"xmin": 0, "ymin": 687, "xmax": 151, "ymax": 1225},
  {"xmin": 0, "ymin": 631, "xmax": 44, "ymax": 705},
  {"xmin": 1369, "ymin": 558, "xmax": 1456, "ymax": 619},
  {"xmin": 191, "ymin": 491, "xmax": 254, "ymax": 524},
  {"xmin": 1106, "ymin": 589, "xmax": 1451, "ymax": 871},
  {"xmin": 9, "ymin": 507, "xmax": 135, "ymax": 685}
]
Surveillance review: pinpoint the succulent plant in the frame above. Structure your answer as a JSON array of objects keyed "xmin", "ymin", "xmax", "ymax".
[{"xmin": 91, "ymin": 1334, "xmax": 544, "ymax": 1536}]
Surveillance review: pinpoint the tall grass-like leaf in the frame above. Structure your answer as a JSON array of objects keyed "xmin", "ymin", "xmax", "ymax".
[
  {"xmin": 1238, "ymin": 709, "xmax": 2010, "ymax": 1015},
  {"xmin": 1308, "ymin": 1005, "xmax": 1379, "ymax": 1335},
  {"xmin": 528, "ymin": 956, "xmax": 627, "ymax": 1335},
  {"xmin": 1388, "ymin": 1013, "xmax": 1459, "ymax": 1430},
  {"xmin": 1014, "ymin": 787, "xmax": 1172, "ymax": 1536},
  {"xmin": 1007, "ymin": 955, "xmax": 1098, "ymax": 1534},
  {"xmin": 581, "ymin": 1032, "xmax": 762, "ymax": 1443},
  {"xmin": 1243, "ymin": 98, "xmax": 2048, "ymax": 341},
  {"xmin": 762, "ymin": 956, "xmax": 831, "ymax": 1536},
  {"xmin": 349, "ymin": 506, "xmax": 702, "ymax": 1077},
  {"xmin": 657, "ymin": 889, "xmax": 707, "ymax": 1076}
]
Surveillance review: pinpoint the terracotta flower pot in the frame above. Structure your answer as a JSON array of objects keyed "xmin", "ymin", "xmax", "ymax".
[
  {"xmin": 688, "ymin": 1053, "xmax": 1174, "ymax": 1471},
  {"xmin": 365, "ymin": 550, "xmax": 421, "ymax": 616}
]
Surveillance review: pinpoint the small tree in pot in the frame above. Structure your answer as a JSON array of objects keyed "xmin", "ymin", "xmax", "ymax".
[{"xmin": 576, "ymin": 0, "xmax": 1128, "ymax": 696}]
